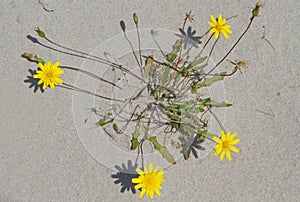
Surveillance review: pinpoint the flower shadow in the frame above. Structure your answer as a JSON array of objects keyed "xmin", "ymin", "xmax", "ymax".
[
  {"xmin": 24, "ymin": 69, "xmax": 44, "ymax": 93},
  {"xmin": 111, "ymin": 160, "xmax": 139, "ymax": 194},
  {"xmin": 179, "ymin": 131, "xmax": 205, "ymax": 159},
  {"xmin": 176, "ymin": 26, "xmax": 202, "ymax": 49}
]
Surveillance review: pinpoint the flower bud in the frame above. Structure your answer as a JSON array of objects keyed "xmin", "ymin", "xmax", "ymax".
[
  {"xmin": 133, "ymin": 13, "xmax": 138, "ymax": 25},
  {"xmin": 35, "ymin": 27, "xmax": 46, "ymax": 38},
  {"xmin": 252, "ymin": 2, "xmax": 261, "ymax": 18}
]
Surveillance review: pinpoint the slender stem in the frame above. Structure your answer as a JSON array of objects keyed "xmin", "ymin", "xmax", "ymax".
[
  {"xmin": 200, "ymin": 17, "xmax": 255, "ymax": 80},
  {"xmin": 42, "ymin": 36, "xmax": 145, "ymax": 83},
  {"xmin": 60, "ymin": 65, "xmax": 121, "ymax": 89},
  {"xmin": 136, "ymin": 24, "xmax": 143, "ymax": 68},
  {"xmin": 188, "ymin": 34, "xmax": 214, "ymax": 69},
  {"xmin": 62, "ymin": 82, "xmax": 124, "ymax": 103},
  {"xmin": 179, "ymin": 29, "xmax": 210, "ymax": 61},
  {"xmin": 176, "ymin": 14, "xmax": 189, "ymax": 68}
]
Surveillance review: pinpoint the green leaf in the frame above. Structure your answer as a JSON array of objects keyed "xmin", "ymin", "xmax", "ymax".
[
  {"xmin": 202, "ymin": 98, "xmax": 232, "ymax": 107},
  {"xmin": 182, "ymin": 124, "xmax": 196, "ymax": 135},
  {"xmin": 113, "ymin": 123, "xmax": 119, "ymax": 133},
  {"xmin": 161, "ymin": 66, "xmax": 171, "ymax": 86},
  {"xmin": 131, "ymin": 123, "xmax": 141, "ymax": 150},
  {"xmin": 191, "ymin": 63, "xmax": 207, "ymax": 72},
  {"xmin": 171, "ymin": 39, "xmax": 182, "ymax": 54},
  {"xmin": 193, "ymin": 74, "xmax": 225, "ymax": 89},
  {"xmin": 198, "ymin": 130, "xmax": 216, "ymax": 141},
  {"xmin": 137, "ymin": 108, "xmax": 148, "ymax": 120},
  {"xmin": 148, "ymin": 136, "xmax": 176, "ymax": 164},
  {"xmin": 97, "ymin": 113, "xmax": 114, "ymax": 126},
  {"xmin": 190, "ymin": 56, "xmax": 207, "ymax": 67},
  {"xmin": 194, "ymin": 107, "xmax": 205, "ymax": 113},
  {"xmin": 96, "ymin": 118, "xmax": 114, "ymax": 126},
  {"xmin": 166, "ymin": 39, "xmax": 182, "ymax": 62},
  {"xmin": 166, "ymin": 53, "xmax": 177, "ymax": 62}
]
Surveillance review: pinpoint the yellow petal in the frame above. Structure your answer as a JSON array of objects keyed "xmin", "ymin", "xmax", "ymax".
[
  {"xmin": 212, "ymin": 136, "xmax": 221, "ymax": 144},
  {"xmin": 136, "ymin": 168, "xmax": 144, "ymax": 175},
  {"xmin": 214, "ymin": 147, "xmax": 222, "ymax": 156},
  {"xmin": 210, "ymin": 15, "xmax": 217, "ymax": 24},
  {"xmin": 218, "ymin": 13, "xmax": 223, "ymax": 23},
  {"xmin": 134, "ymin": 183, "xmax": 143, "ymax": 189},
  {"xmin": 154, "ymin": 188, "xmax": 161, "ymax": 196},
  {"xmin": 207, "ymin": 21, "xmax": 216, "ymax": 27},
  {"xmin": 132, "ymin": 178, "xmax": 142, "ymax": 183},
  {"xmin": 157, "ymin": 169, "xmax": 164, "ymax": 176},
  {"xmin": 53, "ymin": 61, "xmax": 60, "ymax": 68},
  {"xmin": 139, "ymin": 189, "xmax": 146, "ymax": 199},
  {"xmin": 230, "ymin": 139, "xmax": 240, "ymax": 145},
  {"xmin": 225, "ymin": 150, "xmax": 232, "ymax": 161},
  {"xmin": 150, "ymin": 190, "xmax": 154, "ymax": 199},
  {"xmin": 220, "ymin": 150, "xmax": 225, "ymax": 161},
  {"xmin": 42, "ymin": 83, "xmax": 47, "ymax": 89},
  {"xmin": 209, "ymin": 28, "xmax": 216, "ymax": 34},
  {"xmin": 144, "ymin": 165, "xmax": 148, "ymax": 173},
  {"xmin": 220, "ymin": 18, "xmax": 226, "ymax": 26},
  {"xmin": 38, "ymin": 63, "xmax": 45, "ymax": 70},
  {"xmin": 149, "ymin": 162, "xmax": 153, "ymax": 172},
  {"xmin": 221, "ymin": 30, "xmax": 229, "ymax": 39},
  {"xmin": 214, "ymin": 31, "xmax": 219, "ymax": 39},
  {"xmin": 229, "ymin": 132, "xmax": 237, "ymax": 140},
  {"xmin": 226, "ymin": 131, "xmax": 231, "ymax": 139},
  {"xmin": 229, "ymin": 145, "xmax": 239, "ymax": 153},
  {"xmin": 50, "ymin": 83, "xmax": 55, "ymax": 89},
  {"xmin": 36, "ymin": 80, "xmax": 42, "ymax": 85},
  {"xmin": 221, "ymin": 130, "xmax": 226, "ymax": 140}
]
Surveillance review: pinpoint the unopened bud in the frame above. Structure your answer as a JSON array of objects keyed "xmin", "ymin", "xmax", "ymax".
[
  {"xmin": 35, "ymin": 27, "xmax": 46, "ymax": 38},
  {"xmin": 21, "ymin": 52, "xmax": 45, "ymax": 64},
  {"xmin": 133, "ymin": 13, "xmax": 138, "ymax": 25},
  {"xmin": 252, "ymin": 2, "xmax": 261, "ymax": 18}
]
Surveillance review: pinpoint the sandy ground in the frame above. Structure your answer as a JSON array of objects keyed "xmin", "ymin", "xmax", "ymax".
[{"xmin": 1, "ymin": 0, "xmax": 299, "ymax": 201}]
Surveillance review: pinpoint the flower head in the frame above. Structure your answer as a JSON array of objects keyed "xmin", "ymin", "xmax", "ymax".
[
  {"xmin": 132, "ymin": 162, "xmax": 165, "ymax": 199},
  {"xmin": 207, "ymin": 13, "xmax": 232, "ymax": 39},
  {"xmin": 33, "ymin": 61, "xmax": 64, "ymax": 89},
  {"xmin": 213, "ymin": 130, "xmax": 240, "ymax": 161}
]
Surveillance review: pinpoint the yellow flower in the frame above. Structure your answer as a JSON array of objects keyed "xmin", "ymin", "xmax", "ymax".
[
  {"xmin": 207, "ymin": 13, "xmax": 232, "ymax": 39},
  {"xmin": 132, "ymin": 162, "xmax": 165, "ymax": 199},
  {"xmin": 213, "ymin": 130, "xmax": 240, "ymax": 161},
  {"xmin": 33, "ymin": 61, "xmax": 64, "ymax": 89}
]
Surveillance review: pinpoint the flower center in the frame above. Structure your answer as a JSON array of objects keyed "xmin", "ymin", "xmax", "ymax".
[
  {"xmin": 144, "ymin": 173, "xmax": 155, "ymax": 187},
  {"xmin": 216, "ymin": 25, "xmax": 223, "ymax": 30},
  {"xmin": 47, "ymin": 72, "xmax": 53, "ymax": 78},
  {"xmin": 222, "ymin": 141, "xmax": 229, "ymax": 148}
]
